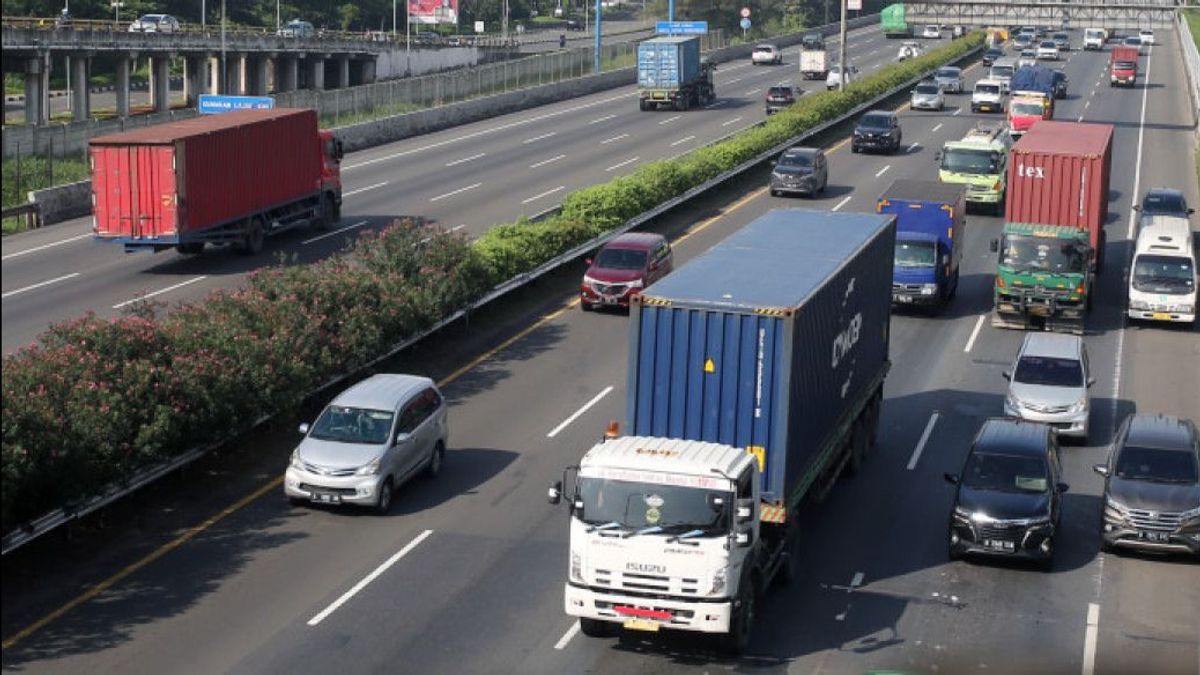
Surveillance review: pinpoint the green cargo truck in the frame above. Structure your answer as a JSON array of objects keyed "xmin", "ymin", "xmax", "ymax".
[
  {"xmin": 990, "ymin": 223, "xmax": 1092, "ymax": 334},
  {"xmin": 937, "ymin": 123, "xmax": 1011, "ymax": 214},
  {"xmin": 882, "ymin": 4, "xmax": 913, "ymax": 39}
]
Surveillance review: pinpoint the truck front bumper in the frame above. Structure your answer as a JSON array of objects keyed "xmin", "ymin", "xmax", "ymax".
[
  {"xmin": 1127, "ymin": 307, "xmax": 1195, "ymax": 324},
  {"xmin": 892, "ymin": 283, "xmax": 942, "ymax": 305},
  {"xmin": 564, "ymin": 583, "xmax": 733, "ymax": 634}
]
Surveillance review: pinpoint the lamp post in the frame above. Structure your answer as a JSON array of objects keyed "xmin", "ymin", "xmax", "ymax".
[
  {"xmin": 838, "ymin": 0, "xmax": 847, "ymax": 91},
  {"xmin": 220, "ymin": 0, "xmax": 226, "ymax": 94},
  {"xmin": 112, "ymin": 0, "xmax": 123, "ymax": 27},
  {"xmin": 202, "ymin": 0, "xmax": 206, "ymax": 28},
  {"xmin": 276, "ymin": 0, "xmax": 281, "ymax": 34}
]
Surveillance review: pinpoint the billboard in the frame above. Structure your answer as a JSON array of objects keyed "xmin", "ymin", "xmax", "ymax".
[{"xmin": 409, "ymin": 0, "xmax": 457, "ymax": 25}]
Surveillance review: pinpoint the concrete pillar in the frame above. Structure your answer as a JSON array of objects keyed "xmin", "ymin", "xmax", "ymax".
[
  {"xmin": 251, "ymin": 55, "xmax": 270, "ymax": 95},
  {"xmin": 276, "ymin": 55, "xmax": 299, "ymax": 92},
  {"xmin": 360, "ymin": 59, "xmax": 377, "ymax": 86},
  {"xmin": 22, "ymin": 54, "xmax": 50, "ymax": 125},
  {"xmin": 184, "ymin": 55, "xmax": 207, "ymax": 107},
  {"xmin": 307, "ymin": 56, "xmax": 325, "ymax": 90},
  {"xmin": 224, "ymin": 55, "xmax": 245, "ymax": 95},
  {"xmin": 115, "ymin": 54, "xmax": 131, "ymax": 118},
  {"xmin": 209, "ymin": 57, "xmax": 221, "ymax": 94},
  {"xmin": 337, "ymin": 56, "xmax": 351, "ymax": 89},
  {"xmin": 71, "ymin": 54, "xmax": 90, "ymax": 121},
  {"xmin": 151, "ymin": 56, "xmax": 171, "ymax": 112}
]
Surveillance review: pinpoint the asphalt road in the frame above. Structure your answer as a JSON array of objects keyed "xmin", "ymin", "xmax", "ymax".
[
  {"xmin": 0, "ymin": 22, "xmax": 900, "ymax": 353},
  {"xmin": 3, "ymin": 83, "xmax": 179, "ymax": 122},
  {"xmin": 2, "ymin": 30, "xmax": 1197, "ymax": 675}
]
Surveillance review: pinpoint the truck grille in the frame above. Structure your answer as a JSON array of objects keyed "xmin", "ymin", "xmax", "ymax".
[
  {"xmin": 592, "ymin": 569, "xmax": 701, "ymax": 595},
  {"xmin": 1126, "ymin": 509, "xmax": 1183, "ymax": 531},
  {"xmin": 893, "ymin": 282, "xmax": 924, "ymax": 293}
]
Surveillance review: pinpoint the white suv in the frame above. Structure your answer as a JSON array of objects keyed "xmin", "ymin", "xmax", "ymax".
[
  {"xmin": 751, "ymin": 44, "xmax": 782, "ymax": 65},
  {"xmin": 826, "ymin": 64, "xmax": 859, "ymax": 90},
  {"xmin": 1083, "ymin": 28, "xmax": 1105, "ymax": 50}
]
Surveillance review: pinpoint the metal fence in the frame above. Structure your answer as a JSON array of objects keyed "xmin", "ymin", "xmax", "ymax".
[{"xmin": 1178, "ymin": 11, "xmax": 1200, "ymax": 136}]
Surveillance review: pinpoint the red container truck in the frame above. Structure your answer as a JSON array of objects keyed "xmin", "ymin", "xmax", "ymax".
[
  {"xmin": 1109, "ymin": 45, "xmax": 1138, "ymax": 86},
  {"xmin": 90, "ymin": 108, "xmax": 343, "ymax": 254}
]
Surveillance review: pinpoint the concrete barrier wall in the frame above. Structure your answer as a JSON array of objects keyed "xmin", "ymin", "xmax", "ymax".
[
  {"xmin": 28, "ymin": 180, "xmax": 92, "ymax": 224},
  {"xmin": 374, "ymin": 47, "xmax": 479, "ymax": 79},
  {"xmin": 3, "ymin": 108, "xmax": 199, "ymax": 158}
]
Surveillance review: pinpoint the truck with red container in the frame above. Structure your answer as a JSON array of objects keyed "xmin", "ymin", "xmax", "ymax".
[
  {"xmin": 991, "ymin": 121, "xmax": 1113, "ymax": 333},
  {"xmin": 90, "ymin": 108, "xmax": 343, "ymax": 254},
  {"xmin": 1109, "ymin": 45, "xmax": 1138, "ymax": 86}
]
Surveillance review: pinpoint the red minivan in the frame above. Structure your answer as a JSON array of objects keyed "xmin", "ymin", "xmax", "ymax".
[{"xmin": 581, "ymin": 233, "xmax": 673, "ymax": 311}]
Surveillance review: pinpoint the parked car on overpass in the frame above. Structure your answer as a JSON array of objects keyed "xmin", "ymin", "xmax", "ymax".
[{"xmin": 128, "ymin": 14, "xmax": 180, "ymax": 33}]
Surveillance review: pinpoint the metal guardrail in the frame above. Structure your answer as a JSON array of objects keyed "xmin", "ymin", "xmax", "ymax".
[
  {"xmin": 1, "ymin": 202, "xmax": 40, "ymax": 230},
  {"xmin": 1178, "ymin": 12, "xmax": 1200, "ymax": 131},
  {"xmin": 2, "ymin": 14, "xmax": 918, "ymax": 556}
]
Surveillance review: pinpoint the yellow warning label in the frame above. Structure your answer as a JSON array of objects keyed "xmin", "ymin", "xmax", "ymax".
[
  {"xmin": 747, "ymin": 445, "xmax": 765, "ymax": 472},
  {"xmin": 704, "ymin": 358, "xmax": 715, "ymax": 374}
]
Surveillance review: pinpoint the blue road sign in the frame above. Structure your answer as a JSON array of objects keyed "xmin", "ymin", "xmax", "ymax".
[
  {"xmin": 739, "ymin": 17, "xmax": 751, "ymax": 30},
  {"xmin": 656, "ymin": 21, "xmax": 708, "ymax": 35},
  {"xmin": 198, "ymin": 94, "xmax": 275, "ymax": 115}
]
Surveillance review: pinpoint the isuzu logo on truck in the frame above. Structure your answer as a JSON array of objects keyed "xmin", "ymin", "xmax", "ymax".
[
  {"xmin": 1017, "ymin": 163, "xmax": 1046, "ymax": 179},
  {"xmin": 627, "ymin": 562, "xmax": 667, "ymax": 574},
  {"xmin": 832, "ymin": 312, "xmax": 863, "ymax": 369}
]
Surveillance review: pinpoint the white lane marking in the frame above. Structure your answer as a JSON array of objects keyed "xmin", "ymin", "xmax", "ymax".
[
  {"xmin": 705, "ymin": 100, "xmax": 724, "ymax": 109},
  {"xmin": 875, "ymin": 165, "xmax": 891, "ymax": 178},
  {"xmin": 1084, "ymin": 100, "xmax": 1090, "ymax": 108},
  {"xmin": 726, "ymin": 77, "xmax": 744, "ymax": 84},
  {"xmin": 658, "ymin": 115, "xmax": 682, "ymax": 125},
  {"xmin": 343, "ymin": 181, "xmax": 388, "ymax": 197},
  {"xmin": 1077, "ymin": 115, "xmax": 1084, "ymax": 122},
  {"xmin": 931, "ymin": 123, "xmax": 943, "ymax": 132},
  {"xmin": 588, "ymin": 114, "xmax": 616, "ymax": 124},
  {"xmin": 521, "ymin": 185, "xmax": 566, "ymax": 205},
  {"xmin": 1082, "ymin": 603, "xmax": 1100, "ymax": 675},
  {"xmin": 851, "ymin": 572, "xmax": 864, "ymax": 588},
  {"xmin": 430, "ymin": 182, "xmax": 482, "ymax": 202},
  {"xmin": 2, "ymin": 272, "xmax": 80, "ymax": 299},
  {"xmin": 444, "ymin": 152, "xmax": 486, "ymax": 167},
  {"xmin": 605, "ymin": 157, "xmax": 640, "ymax": 172},
  {"xmin": 308, "ymin": 530, "xmax": 434, "ymax": 626},
  {"xmin": 1, "ymin": 233, "xmax": 92, "ymax": 261},
  {"xmin": 449, "ymin": 224, "xmax": 466, "ymax": 233},
  {"xmin": 554, "ymin": 621, "xmax": 581, "ymax": 650},
  {"xmin": 722, "ymin": 116, "xmax": 744, "ymax": 127},
  {"xmin": 547, "ymin": 386, "xmax": 614, "ymax": 438},
  {"xmin": 832, "ymin": 196, "xmax": 852, "ymax": 211},
  {"xmin": 301, "ymin": 220, "xmax": 369, "ymax": 245},
  {"xmin": 112, "ymin": 275, "xmax": 208, "ymax": 309},
  {"xmin": 907, "ymin": 142, "xmax": 920, "ymax": 153},
  {"xmin": 964, "ymin": 314, "xmax": 986, "ymax": 353},
  {"xmin": 1127, "ymin": 42, "xmax": 1154, "ymax": 240},
  {"xmin": 601, "ymin": 133, "xmax": 629, "ymax": 144},
  {"xmin": 670, "ymin": 135, "xmax": 697, "ymax": 147},
  {"xmin": 523, "ymin": 131, "xmax": 558, "ymax": 144},
  {"xmin": 344, "ymin": 92, "xmax": 633, "ymax": 169},
  {"xmin": 907, "ymin": 412, "xmax": 940, "ymax": 470},
  {"xmin": 744, "ymin": 88, "xmax": 759, "ymax": 96},
  {"xmin": 952, "ymin": 108, "xmax": 962, "ymax": 116},
  {"xmin": 529, "ymin": 154, "xmax": 567, "ymax": 169}
]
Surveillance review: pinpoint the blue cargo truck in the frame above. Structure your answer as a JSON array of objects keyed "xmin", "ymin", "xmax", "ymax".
[
  {"xmin": 637, "ymin": 35, "xmax": 716, "ymax": 111},
  {"xmin": 877, "ymin": 180, "xmax": 967, "ymax": 308},
  {"xmin": 548, "ymin": 209, "xmax": 894, "ymax": 653}
]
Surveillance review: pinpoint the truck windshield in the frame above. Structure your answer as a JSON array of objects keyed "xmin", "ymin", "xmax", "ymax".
[
  {"xmin": 976, "ymin": 84, "xmax": 1001, "ymax": 96},
  {"xmin": 576, "ymin": 477, "xmax": 732, "ymax": 535},
  {"xmin": 941, "ymin": 148, "xmax": 999, "ymax": 174},
  {"xmin": 1011, "ymin": 101, "xmax": 1044, "ymax": 116},
  {"xmin": 895, "ymin": 240, "xmax": 936, "ymax": 267},
  {"xmin": 991, "ymin": 66, "xmax": 1014, "ymax": 78},
  {"xmin": 1114, "ymin": 61, "xmax": 1136, "ymax": 70},
  {"xmin": 962, "ymin": 452, "xmax": 1049, "ymax": 494},
  {"xmin": 1132, "ymin": 255, "xmax": 1196, "ymax": 293},
  {"xmin": 1000, "ymin": 233, "xmax": 1086, "ymax": 273},
  {"xmin": 308, "ymin": 405, "xmax": 394, "ymax": 445}
]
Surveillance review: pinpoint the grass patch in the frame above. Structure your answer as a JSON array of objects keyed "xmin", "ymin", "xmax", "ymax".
[
  {"xmin": 1, "ymin": 155, "xmax": 90, "ymax": 233},
  {"xmin": 1184, "ymin": 9, "xmax": 1200, "ymax": 53}
]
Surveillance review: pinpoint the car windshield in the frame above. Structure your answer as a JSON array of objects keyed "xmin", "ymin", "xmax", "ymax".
[
  {"xmin": 595, "ymin": 247, "xmax": 648, "ymax": 270},
  {"xmin": 576, "ymin": 477, "xmax": 732, "ymax": 534},
  {"xmin": 1054, "ymin": 33, "xmax": 1068, "ymax": 40},
  {"xmin": 1142, "ymin": 191, "xmax": 1187, "ymax": 214},
  {"xmin": 1014, "ymin": 355, "xmax": 1083, "ymax": 387},
  {"xmin": 895, "ymin": 240, "xmax": 936, "ymax": 267},
  {"xmin": 778, "ymin": 152, "xmax": 813, "ymax": 167},
  {"xmin": 860, "ymin": 113, "xmax": 891, "ymax": 129},
  {"xmin": 754, "ymin": 46, "xmax": 773, "ymax": 53},
  {"xmin": 1040, "ymin": 41, "xmax": 1056, "ymax": 49},
  {"xmin": 962, "ymin": 452, "xmax": 1050, "ymax": 494},
  {"xmin": 937, "ymin": 68, "xmax": 959, "ymax": 78},
  {"xmin": 1012, "ymin": 101, "xmax": 1044, "ymax": 116},
  {"xmin": 1124, "ymin": 37, "xmax": 1140, "ymax": 44},
  {"xmin": 309, "ymin": 405, "xmax": 395, "ymax": 445},
  {"xmin": 992, "ymin": 66, "xmax": 1014, "ymax": 77},
  {"xmin": 916, "ymin": 84, "xmax": 940, "ymax": 95},
  {"xmin": 768, "ymin": 87, "xmax": 793, "ymax": 97},
  {"xmin": 1115, "ymin": 446, "xmax": 1199, "ymax": 484},
  {"xmin": 1000, "ymin": 233, "xmax": 1087, "ymax": 273},
  {"xmin": 986, "ymin": 49, "xmax": 1003, "ymax": 58},
  {"xmin": 941, "ymin": 148, "xmax": 999, "ymax": 174},
  {"xmin": 1132, "ymin": 255, "xmax": 1196, "ymax": 291},
  {"xmin": 976, "ymin": 84, "xmax": 1001, "ymax": 95}
]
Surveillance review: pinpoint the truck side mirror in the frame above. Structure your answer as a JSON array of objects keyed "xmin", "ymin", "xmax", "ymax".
[
  {"xmin": 990, "ymin": 239, "xmax": 1000, "ymax": 252},
  {"xmin": 1002, "ymin": 370, "xmax": 1012, "ymax": 380},
  {"xmin": 1093, "ymin": 464, "xmax": 1110, "ymax": 477},
  {"xmin": 548, "ymin": 481, "xmax": 562, "ymax": 505},
  {"xmin": 943, "ymin": 472, "xmax": 960, "ymax": 485},
  {"xmin": 735, "ymin": 498, "xmax": 755, "ymax": 524},
  {"xmin": 334, "ymin": 139, "xmax": 344, "ymax": 161}
]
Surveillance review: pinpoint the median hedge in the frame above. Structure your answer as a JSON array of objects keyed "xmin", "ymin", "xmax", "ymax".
[{"xmin": 0, "ymin": 33, "xmax": 982, "ymax": 535}]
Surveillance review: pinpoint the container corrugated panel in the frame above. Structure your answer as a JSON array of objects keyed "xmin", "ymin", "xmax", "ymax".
[
  {"xmin": 637, "ymin": 36, "xmax": 700, "ymax": 89},
  {"xmin": 628, "ymin": 209, "xmax": 895, "ymax": 503},
  {"xmin": 90, "ymin": 108, "xmax": 321, "ymax": 241},
  {"xmin": 1006, "ymin": 120, "xmax": 1113, "ymax": 248}
]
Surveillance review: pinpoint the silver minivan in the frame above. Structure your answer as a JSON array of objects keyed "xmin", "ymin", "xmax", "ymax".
[
  {"xmin": 990, "ymin": 57, "xmax": 1017, "ymax": 93},
  {"xmin": 1003, "ymin": 333, "xmax": 1094, "ymax": 441},
  {"xmin": 285, "ymin": 374, "xmax": 449, "ymax": 513}
]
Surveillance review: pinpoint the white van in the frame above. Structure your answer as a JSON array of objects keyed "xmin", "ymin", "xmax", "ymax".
[
  {"xmin": 1128, "ymin": 215, "xmax": 1197, "ymax": 324},
  {"xmin": 971, "ymin": 78, "xmax": 1006, "ymax": 113},
  {"xmin": 990, "ymin": 57, "xmax": 1017, "ymax": 93},
  {"xmin": 1083, "ymin": 28, "xmax": 1105, "ymax": 50}
]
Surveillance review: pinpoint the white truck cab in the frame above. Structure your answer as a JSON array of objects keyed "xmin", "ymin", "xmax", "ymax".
[
  {"xmin": 972, "ymin": 78, "xmax": 1006, "ymax": 113},
  {"xmin": 1128, "ymin": 216, "xmax": 1197, "ymax": 324},
  {"xmin": 1083, "ymin": 28, "xmax": 1106, "ymax": 50}
]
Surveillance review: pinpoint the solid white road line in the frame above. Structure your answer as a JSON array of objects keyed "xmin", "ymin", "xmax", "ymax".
[
  {"xmin": 1, "ymin": 233, "xmax": 92, "ymax": 261},
  {"xmin": 875, "ymin": 165, "xmax": 891, "ymax": 178},
  {"xmin": 112, "ymin": 275, "xmax": 208, "ymax": 309},
  {"xmin": 2, "ymin": 272, "xmax": 80, "ymax": 299},
  {"xmin": 301, "ymin": 220, "xmax": 369, "ymax": 245},
  {"xmin": 444, "ymin": 152, "xmax": 486, "ymax": 167},
  {"xmin": 343, "ymin": 181, "xmax": 388, "ymax": 197},
  {"xmin": 554, "ymin": 621, "xmax": 581, "ymax": 650},
  {"xmin": 832, "ymin": 196, "xmax": 852, "ymax": 211},
  {"xmin": 907, "ymin": 412, "xmax": 940, "ymax": 471},
  {"xmin": 670, "ymin": 135, "xmax": 696, "ymax": 147},
  {"xmin": 851, "ymin": 572, "xmax": 864, "ymax": 588},
  {"xmin": 308, "ymin": 530, "xmax": 434, "ymax": 627},
  {"xmin": 907, "ymin": 142, "xmax": 920, "ymax": 153},
  {"xmin": 658, "ymin": 115, "xmax": 681, "ymax": 125},
  {"xmin": 605, "ymin": 157, "xmax": 640, "ymax": 172},
  {"xmin": 530, "ymin": 154, "xmax": 567, "ymax": 169},
  {"xmin": 588, "ymin": 114, "xmax": 616, "ymax": 125},
  {"xmin": 722, "ymin": 116, "xmax": 744, "ymax": 127},
  {"xmin": 725, "ymin": 77, "xmax": 744, "ymax": 84},
  {"xmin": 1084, "ymin": 101, "xmax": 1090, "ymax": 108},
  {"xmin": 523, "ymin": 131, "xmax": 558, "ymax": 144},
  {"xmin": 600, "ymin": 133, "xmax": 629, "ymax": 144},
  {"xmin": 547, "ymin": 386, "xmax": 614, "ymax": 438},
  {"xmin": 1081, "ymin": 603, "xmax": 1100, "ymax": 675},
  {"xmin": 1128, "ymin": 43, "xmax": 1154, "ymax": 239},
  {"xmin": 744, "ymin": 88, "xmax": 759, "ymax": 96},
  {"xmin": 521, "ymin": 186, "xmax": 566, "ymax": 205},
  {"xmin": 931, "ymin": 123, "xmax": 943, "ymax": 132},
  {"xmin": 963, "ymin": 314, "xmax": 986, "ymax": 353},
  {"xmin": 952, "ymin": 108, "xmax": 962, "ymax": 116},
  {"xmin": 430, "ymin": 182, "xmax": 482, "ymax": 202}
]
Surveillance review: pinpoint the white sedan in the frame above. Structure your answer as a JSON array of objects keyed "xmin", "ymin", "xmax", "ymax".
[
  {"xmin": 752, "ymin": 44, "xmax": 783, "ymax": 65},
  {"xmin": 1138, "ymin": 28, "xmax": 1154, "ymax": 45},
  {"xmin": 922, "ymin": 24, "xmax": 941, "ymax": 39},
  {"xmin": 1036, "ymin": 40, "xmax": 1060, "ymax": 61}
]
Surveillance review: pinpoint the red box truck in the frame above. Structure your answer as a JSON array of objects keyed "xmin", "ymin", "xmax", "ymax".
[
  {"xmin": 1109, "ymin": 45, "xmax": 1138, "ymax": 86},
  {"xmin": 90, "ymin": 108, "xmax": 343, "ymax": 254}
]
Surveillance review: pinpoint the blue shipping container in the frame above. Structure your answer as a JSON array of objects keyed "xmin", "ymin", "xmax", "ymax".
[
  {"xmin": 877, "ymin": 179, "xmax": 967, "ymax": 305},
  {"xmin": 637, "ymin": 36, "xmax": 702, "ymax": 90},
  {"xmin": 1010, "ymin": 65, "xmax": 1057, "ymax": 100},
  {"xmin": 628, "ymin": 209, "xmax": 895, "ymax": 505}
]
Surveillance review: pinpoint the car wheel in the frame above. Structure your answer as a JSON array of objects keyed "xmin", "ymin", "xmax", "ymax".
[
  {"xmin": 770, "ymin": 188, "xmax": 779, "ymax": 197},
  {"xmin": 425, "ymin": 441, "xmax": 445, "ymax": 479},
  {"xmin": 580, "ymin": 299, "xmax": 593, "ymax": 311},
  {"xmin": 851, "ymin": 145, "xmax": 860, "ymax": 154},
  {"xmin": 375, "ymin": 478, "xmax": 394, "ymax": 514},
  {"xmin": 948, "ymin": 543, "xmax": 960, "ymax": 561}
]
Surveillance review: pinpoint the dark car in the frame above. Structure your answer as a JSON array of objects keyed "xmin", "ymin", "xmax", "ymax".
[
  {"xmin": 1135, "ymin": 187, "xmax": 1194, "ymax": 221},
  {"xmin": 770, "ymin": 146, "xmax": 828, "ymax": 197},
  {"xmin": 765, "ymin": 85, "xmax": 798, "ymax": 115},
  {"xmin": 565, "ymin": 19, "xmax": 584, "ymax": 31},
  {"xmin": 581, "ymin": 233, "xmax": 673, "ymax": 311},
  {"xmin": 1052, "ymin": 31, "xmax": 1071, "ymax": 50},
  {"xmin": 1051, "ymin": 69, "xmax": 1069, "ymax": 98},
  {"xmin": 982, "ymin": 48, "xmax": 1005, "ymax": 67},
  {"xmin": 852, "ymin": 110, "xmax": 902, "ymax": 154},
  {"xmin": 1095, "ymin": 414, "xmax": 1200, "ymax": 557},
  {"xmin": 945, "ymin": 418, "xmax": 1067, "ymax": 568}
]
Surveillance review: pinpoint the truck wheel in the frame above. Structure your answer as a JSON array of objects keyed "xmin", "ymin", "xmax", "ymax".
[
  {"xmin": 776, "ymin": 522, "xmax": 801, "ymax": 587},
  {"xmin": 639, "ymin": 99, "xmax": 649, "ymax": 111},
  {"xmin": 721, "ymin": 577, "xmax": 758, "ymax": 655},
  {"xmin": 239, "ymin": 217, "xmax": 265, "ymax": 255},
  {"xmin": 847, "ymin": 422, "xmax": 868, "ymax": 476},
  {"xmin": 318, "ymin": 194, "xmax": 338, "ymax": 231},
  {"xmin": 867, "ymin": 392, "xmax": 882, "ymax": 447},
  {"xmin": 175, "ymin": 242, "xmax": 204, "ymax": 255},
  {"xmin": 1095, "ymin": 231, "xmax": 1106, "ymax": 274},
  {"xmin": 579, "ymin": 618, "xmax": 614, "ymax": 638}
]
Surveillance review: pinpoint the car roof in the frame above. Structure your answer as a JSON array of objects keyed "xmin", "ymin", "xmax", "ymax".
[
  {"xmin": 782, "ymin": 146, "xmax": 820, "ymax": 158},
  {"xmin": 937, "ymin": 66, "xmax": 961, "ymax": 73},
  {"xmin": 603, "ymin": 232, "xmax": 664, "ymax": 250},
  {"xmin": 1144, "ymin": 187, "xmax": 1185, "ymax": 201},
  {"xmin": 974, "ymin": 418, "xmax": 1052, "ymax": 456},
  {"xmin": 1019, "ymin": 332, "xmax": 1083, "ymax": 360},
  {"xmin": 862, "ymin": 109, "xmax": 896, "ymax": 118},
  {"xmin": 1122, "ymin": 414, "xmax": 1198, "ymax": 451},
  {"xmin": 332, "ymin": 374, "xmax": 433, "ymax": 411}
]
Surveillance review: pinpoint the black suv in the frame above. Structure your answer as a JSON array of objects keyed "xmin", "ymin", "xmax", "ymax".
[
  {"xmin": 1094, "ymin": 414, "xmax": 1200, "ymax": 557},
  {"xmin": 852, "ymin": 110, "xmax": 902, "ymax": 154},
  {"xmin": 770, "ymin": 146, "xmax": 828, "ymax": 197},
  {"xmin": 1051, "ymin": 69, "xmax": 1069, "ymax": 99},
  {"xmin": 765, "ymin": 85, "xmax": 798, "ymax": 115},
  {"xmin": 945, "ymin": 418, "xmax": 1067, "ymax": 569}
]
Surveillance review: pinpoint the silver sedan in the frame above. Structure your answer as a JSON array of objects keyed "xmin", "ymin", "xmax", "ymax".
[{"xmin": 934, "ymin": 66, "xmax": 964, "ymax": 93}]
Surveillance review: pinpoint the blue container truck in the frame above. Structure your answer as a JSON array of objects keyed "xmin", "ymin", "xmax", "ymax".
[
  {"xmin": 1009, "ymin": 65, "xmax": 1058, "ymax": 102},
  {"xmin": 637, "ymin": 36, "xmax": 716, "ymax": 111},
  {"xmin": 877, "ymin": 179, "xmax": 967, "ymax": 308}
]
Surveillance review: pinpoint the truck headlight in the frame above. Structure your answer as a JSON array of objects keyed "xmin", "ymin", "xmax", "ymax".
[
  {"xmin": 355, "ymin": 456, "xmax": 382, "ymax": 476},
  {"xmin": 1176, "ymin": 304, "xmax": 1194, "ymax": 314},
  {"xmin": 570, "ymin": 550, "xmax": 583, "ymax": 582},
  {"xmin": 627, "ymin": 279, "xmax": 644, "ymax": 289},
  {"xmin": 1130, "ymin": 299, "xmax": 1150, "ymax": 311},
  {"xmin": 920, "ymin": 284, "xmax": 938, "ymax": 296},
  {"xmin": 709, "ymin": 567, "xmax": 727, "ymax": 595}
]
